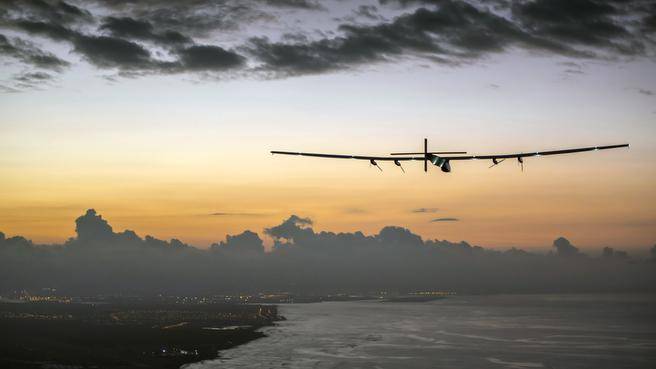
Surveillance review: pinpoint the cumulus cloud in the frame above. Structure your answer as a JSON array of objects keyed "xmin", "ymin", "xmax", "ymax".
[
  {"xmin": 552, "ymin": 236, "xmax": 581, "ymax": 257},
  {"xmin": 74, "ymin": 209, "xmax": 114, "ymax": 242},
  {"xmin": 1, "ymin": 209, "xmax": 654, "ymax": 295},
  {"xmin": 211, "ymin": 230, "xmax": 265, "ymax": 254},
  {"xmin": 265, "ymin": 214, "xmax": 313, "ymax": 241}
]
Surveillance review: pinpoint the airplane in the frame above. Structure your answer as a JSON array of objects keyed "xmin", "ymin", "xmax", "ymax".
[{"xmin": 271, "ymin": 138, "xmax": 629, "ymax": 173}]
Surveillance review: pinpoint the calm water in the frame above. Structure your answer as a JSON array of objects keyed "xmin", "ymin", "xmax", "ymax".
[{"xmin": 189, "ymin": 294, "xmax": 656, "ymax": 369}]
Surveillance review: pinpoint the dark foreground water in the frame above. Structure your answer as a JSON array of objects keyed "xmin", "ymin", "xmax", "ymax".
[{"xmin": 189, "ymin": 294, "xmax": 656, "ymax": 369}]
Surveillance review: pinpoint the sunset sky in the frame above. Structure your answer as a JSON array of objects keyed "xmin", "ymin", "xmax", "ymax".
[{"xmin": 1, "ymin": 0, "xmax": 655, "ymax": 251}]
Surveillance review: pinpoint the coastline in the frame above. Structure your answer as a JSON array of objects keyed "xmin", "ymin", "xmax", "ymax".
[
  {"xmin": 0, "ymin": 301, "xmax": 283, "ymax": 369},
  {"xmin": 180, "ymin": 326, "xmax": 270, "ymax": 369},
  {"xmin": 176, "ymin": 294, "xmax": 656, "ymax": 369}
]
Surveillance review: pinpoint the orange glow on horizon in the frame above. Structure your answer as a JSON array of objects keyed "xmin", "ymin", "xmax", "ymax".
[{"xmin": 1, "ymin": 144, "xmax": 654, "ymax": 252}]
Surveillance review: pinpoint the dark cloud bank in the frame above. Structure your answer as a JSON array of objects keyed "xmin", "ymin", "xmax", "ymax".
[
  {"xmin": 1, "ymin": 0, "xmax": 655, "ymax": 91},
  {"xmin": 1, "ymin": 209, "xmax": 655, "ymax": 296}
]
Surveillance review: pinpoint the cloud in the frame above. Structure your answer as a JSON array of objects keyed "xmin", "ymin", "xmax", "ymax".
[
  {"xmin": 2, "ymin": 17, "xmax": 245, "ymax": 77},
  {"xmin": 15, "ymin": 71, "xmax": 51, "ymax": 82},
  {"xmin": 100, "ymin": 16, "xmax": 156, "ymax": 39},
  {"xmin": 1, "ymin": 0, "xmax": 92, "ymax": 24},
  {"xmin": 11, "ymin": 71, "xmax": 54, "ymax": 90},
  {"xmin": 552, "ymin": 236, "xmax": 581, "ymax": 257},
  {"xmin": 91, "ymin": 0, "xmax": 275, "ymax": 36},
  {"xmin": 431, "ymin": 217, "xmax": 459, "ymax": 222},
  {"xmin": 12, "ymin": 20, "xmax": 78, "ymax": 41},
  {"xmin": 559, "ymin": 61, "xmax": 581, "ymax": 68},
  {"xmin": 559, "ymin": 61, "xmax": 585, "ymax": 75},
  {"xmin": 1, "ymin": 209, "xmax": 654, "ymax": 295},
  {"xmin": 4, "ymin": 19, "xmax": 163, "ymax": 71},
  {"xmin": 0, "ymin": 84, "xmax": 20, "ymax": 93},
  {"xmin": 74, "ymin": 209, "xmax": 114, "ymax": 243},
  {"xmin": 511, "ymin": 0, "xmax": 641, "ymax": 55},
  {"xmin": 644, "ymin": 12, "xmax": 656, "ymax": 33},
  {"xmin": 265, "ymin": 214, "xmax": 313, "ymax": 240},
  {"xmin": 99, "ymin": 16, "xmax": 192, "ymax": 46},
  {"xmin": 73, "ymin": 34, "xmax": 157, "ymax": 69},
  {"xmin": 212, "ymin": 230, "xmax": 264, "ymax": 254},
  {"xmin": 246, "ymin": 1, "xmax": 595, "ymax": 76},
  {"xmin": 412, "ymin": 208, "xmax": 439, "ymax": 213},
  {"xmin": 602, "ymin": 246, "xmax": 629, "ymax": 259},
  {"xmin": 344, "ymin": 208, "xmax": 367, "ymax": 214},
  {"xmin": 57, "ymin": 1, "xmax": 92, "ymax": 20},
  {"xmin": 211, "ymin": 212, "xmax": 267, "ymax": 217},
  {"xmin": 177, "ymin": 45, "xmax": 246, "ymax": 71},
  {"xmin": 354, "ymin": 5, "xmax": 382, "ymax": 20},
  {"xmin": 0, "ymin": 0, "xmax": 654, "ymax": 90},
  {"xmin": 378, "ymin": 226, "xmax": 423, "ymax": 247},
  {"xmin": 0, "ymin": 33, "xmax": 69, "ymax": 70},
  {"xmin": 264, "ymin": 0, "xmax": 323, "ymax": 9}
]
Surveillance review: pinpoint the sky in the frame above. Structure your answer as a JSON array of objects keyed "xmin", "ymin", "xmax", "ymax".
[{"xmin": 1, "ymin": 0, "xmax": 655, "ymax": 251}]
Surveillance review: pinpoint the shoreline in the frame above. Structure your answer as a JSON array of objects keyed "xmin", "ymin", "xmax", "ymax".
[{"xmin": 180, "ymin": 325, "xmax": 273, "ymax": 369}]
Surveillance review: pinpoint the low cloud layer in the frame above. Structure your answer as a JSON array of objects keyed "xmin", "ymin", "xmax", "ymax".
[
  {"xmin": 412, "ymin": 208, "xmax": 439, "ymax": 213},
  {"xmin": 431, "ymin": 217, "xmax": 459, "ymax": 222},
  {"xmin": 1, "ymin": 0, "xmax": 654, "ymax": 91},
  {"xmin": 1, "ymin": 209, "xmax": 654, "ymax": 295}
]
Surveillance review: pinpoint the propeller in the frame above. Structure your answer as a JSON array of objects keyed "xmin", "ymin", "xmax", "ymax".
[
  {"xmin": 370, "ymin": 159, "xmax": 383, "ymax": 171},
  {"xmin": 394, "ymin": 160, "xmax": 405, "ymax": 173},
  {"xmin": 518, "ymin": 157, "xmax": 524, "ymax": 172},
  {"xmin": 489, "ymin": 158, "xmax": 506, "ymax": 169}
]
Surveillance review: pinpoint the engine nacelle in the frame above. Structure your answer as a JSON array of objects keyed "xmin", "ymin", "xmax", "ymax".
[
  {"xmin": 441, "ymin": 160, "xmax": 451, "ymax": 173},
  {"xmin": 430, "ymin": 155, "xmax": 452, "ymax": 173}
]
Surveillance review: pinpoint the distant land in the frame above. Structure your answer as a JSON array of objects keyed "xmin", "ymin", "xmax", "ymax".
[{"xmin": 0, "ymin": 299, "xmax": 280, "ymax": 369}]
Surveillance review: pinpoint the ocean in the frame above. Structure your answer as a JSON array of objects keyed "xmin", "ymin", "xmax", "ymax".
[{"xmin": 188, "ymin": 294, "xmax": 656, "ymax": 369}]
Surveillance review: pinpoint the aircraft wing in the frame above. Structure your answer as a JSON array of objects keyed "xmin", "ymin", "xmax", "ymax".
[
  {"xmin": 270, "ymin": 143, "xmax": 629, "ymax": 173},
  {"xmin": 271, "ymin": 144, "xmax": 628, "ymax": 161},
  {"xmin": 270, "ymin": 151, "xmax": 422, "ymax": 161},
  {"xmin": 442, "ymin": 144, "xmax": 629, "ymax": 160}
]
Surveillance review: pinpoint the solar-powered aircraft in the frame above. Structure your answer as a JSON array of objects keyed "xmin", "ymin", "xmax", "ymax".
[{"xmin": 271, "ymin": 139, "xmax": 629, "ymax": 173}]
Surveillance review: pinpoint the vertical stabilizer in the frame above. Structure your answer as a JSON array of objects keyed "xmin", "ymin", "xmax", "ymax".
[{"xmin": 424, "ymin": 138, "xmax": 428, "ymax": 172}]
